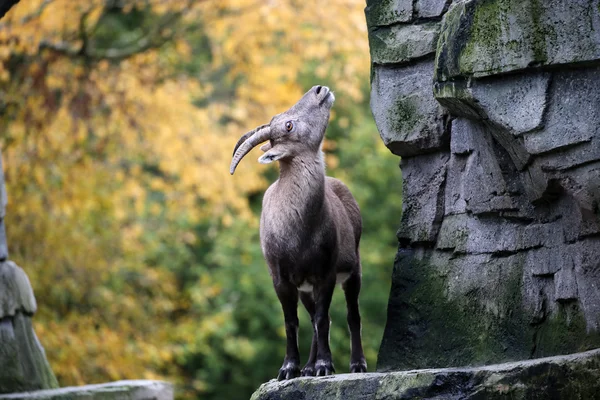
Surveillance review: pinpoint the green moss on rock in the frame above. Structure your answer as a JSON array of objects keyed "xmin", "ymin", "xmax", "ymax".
[
  {"xmin": 459, "ymin": 0, "xmax": 507, "ymax": 75},
  {"xmin": 365, "ymin": 0, "xmax": 413, "ymax": 28},
  {"xmin": 533, "ymin": 303, "xmax": 600, "ymax": 358},
  {"xmin": 369, "ymin": 23, "xmax": 440, "ymax": 65},
  {"xmin": 390, "ymin": 98, "xmax": 420, "ymax": 138},
  {"xmin": 378, "ymin": 245, "xmax": 600, "ymax": 374},
  {"xmin": 377, "ymin": 249, "xmax": 531, "ymax": 371},
  {"xmin": 435, "ymin": 0, "xmax": 600, "ymax": 80}
]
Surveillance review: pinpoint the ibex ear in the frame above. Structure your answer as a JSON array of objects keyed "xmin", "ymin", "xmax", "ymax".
[
  {"xmin": 258, "ymin": 148, "xmax": 285, "ymax": 164},
  {"xmin": 260, "ymin": 142, "xmax": 272, "ymax": 152}
]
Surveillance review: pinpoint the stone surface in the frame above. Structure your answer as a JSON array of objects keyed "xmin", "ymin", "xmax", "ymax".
[
  {"xmin": 0, "ymin": 261, "xmax": 37, "ymax": 318},
  {"xmin": 378, "ymin": 248, "xmax": 532, "ymax": 370},
  {"xmin": 536, "ymin": 138, "xmax": 600, "ymax": 172},
  {"xmin": 252, "ymin": 349, "xmax": 600, "ymax": 400},
  {"xmin": 435, "ymin": 0, "xmax": 600, "ymax": 80},
  {"xmin": 417, "ymin": 0, "xmax": 449, "ymax": 18},
  {"xmin": 0, "ymin": 313, "xmax": 59, "ymax": 393},
  {"xmin": 0, "ymin": 381, "xmax": 173, "ymax": 400},
  {"xmin": 397, "ymin": 153, "xmax": 448, "ymax": 243},
  {"xmin": 446, "ymin": 119, "xmax": 514, "ymax": 215},
  {"xmin": 524, "ymin": 67, "xmax": 600, "ymax": 155},
  {"xmin": 471, "ymin": 73, "xmax": 550, "ymax": 136},
  {"xmin": 371, "ymin": 61, "xmax": 448, "ymax": 157},
  {"xmin": 365, "ymin": 0, "xmax": 413, "ymax": 27},
  {"xmin": 369, "ymin": 23, "xmax": 439, "ymax": 65}
]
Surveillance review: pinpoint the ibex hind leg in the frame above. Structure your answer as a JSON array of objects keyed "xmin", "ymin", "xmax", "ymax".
[
  {"xmin": 343, "ymin": 271, "xmax": 367, "ymax": 373},
  {"xmin": 313, "ymin": 279, "xmax": 336, "ymax": 376},
  {"xmin": 299, "ymin": 291, "xmax": 318, "ymax": 376}
]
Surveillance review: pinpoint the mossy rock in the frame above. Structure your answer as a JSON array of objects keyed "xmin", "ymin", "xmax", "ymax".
[
  {"xmin": 435, "ymin": 0, "xmax": 600, "ymax": 81},
  {"xmin": 377, "ymin": 247, "xmax": 600, "ymax": 372},
  {"xmin": 368, "ymin": 23, "xmax": 440, "ymax": 65},
  {"xmin": 365, "ymin": 0, "xmax": 413, "ymax": 27}
]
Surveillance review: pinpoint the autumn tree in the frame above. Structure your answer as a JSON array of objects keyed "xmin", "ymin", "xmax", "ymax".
[{"xmin": 0, "ymin": 1, "xmax": 401, "ymax": 399}]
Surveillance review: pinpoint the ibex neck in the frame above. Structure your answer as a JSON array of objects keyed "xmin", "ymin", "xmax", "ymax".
[
  {"xmin": 277, "ymin": 153, "xmax": 326, "ymax": 210},
  {"xmin": 279, "ymin": 153, "xmax": 325, "ymax": 180}
]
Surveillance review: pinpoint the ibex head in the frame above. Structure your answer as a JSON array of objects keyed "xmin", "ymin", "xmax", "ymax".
[{"xmin": 230, "ymin": 85, "xmax": 335, "ymax": 174}]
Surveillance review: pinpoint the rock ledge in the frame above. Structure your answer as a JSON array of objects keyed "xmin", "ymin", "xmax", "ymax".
[
  {"xmin": 0, "ymin": 380, "xmax": 173, "ymax": 400},
  {"xmin": 251, "ymin": 348, "xmax": 600, "ymax": 399}
]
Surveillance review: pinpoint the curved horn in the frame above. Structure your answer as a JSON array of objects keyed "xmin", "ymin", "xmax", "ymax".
[
  {"xmin": 230, "ymin": 125, "xmax": 272, "ymax": 174},
  {"xmin": 232, "ymin": 123, "xmax": 269, "ymax": 156}
]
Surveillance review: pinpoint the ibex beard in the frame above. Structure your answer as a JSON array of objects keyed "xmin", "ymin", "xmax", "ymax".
[{"xmin": 230, "ymin": 85, "xmax": 367, "ymax": 380}]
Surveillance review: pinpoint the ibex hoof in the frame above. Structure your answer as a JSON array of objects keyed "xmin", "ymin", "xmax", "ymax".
[
  {"xmin": 301, "ymin": 364, "xmax": 316, "ymax": 376},
  {"xmin": 277, "ymin": 362, "xmax": 301, "ymax": 381},
  {"xmin": 350, "ymin": 360, "xmax": 367, "ymax": 373},
  {"xmin": 315, "ymin": 360, "xmax": 335, "ymax": 376}
]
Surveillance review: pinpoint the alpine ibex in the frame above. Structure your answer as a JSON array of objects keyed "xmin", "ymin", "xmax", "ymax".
[{"xmin": 230, "ymin": 85, "xmax": 366, "ymax": 380}]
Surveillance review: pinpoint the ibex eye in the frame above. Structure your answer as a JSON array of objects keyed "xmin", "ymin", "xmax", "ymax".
[{"xmin": 285, "ymin": 121, "xmax": 294, "ymax": 132}]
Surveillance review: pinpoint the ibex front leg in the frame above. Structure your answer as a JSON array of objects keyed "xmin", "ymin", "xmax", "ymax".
[
  {"xmin": 274, "ymin": 280, "xmax": 301, "ymax": 380},
  {"xmin": 313, "ymin": 279, "xmax": 336, "ymax": 376}
]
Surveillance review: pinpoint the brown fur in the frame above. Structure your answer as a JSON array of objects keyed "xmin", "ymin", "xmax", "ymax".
[{"xmin": 230, "ymin": 85, "xmax": 367, "ymax": 380}]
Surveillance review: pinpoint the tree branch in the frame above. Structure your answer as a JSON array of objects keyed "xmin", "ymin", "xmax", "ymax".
[
  {"xmin": 20, "ymin": 0, "xmax": 53, "ymax": 24},
  {"xmin": 39, "ymin": 2, "xmax": 193, "ymax": 62},
  {"xmin": 0, "ymin": 0, "xmax": 20, "ymax": 20}
]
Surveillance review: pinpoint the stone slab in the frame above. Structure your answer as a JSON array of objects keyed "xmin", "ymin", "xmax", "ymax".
[
  {"xmin": 371, "ymin": 61, "xmax": 447, "ymax": 157},
  {"xmin": 365, "ymin": 0, "xmax": 413, "ymax": 27},
  {"xmin": 252, "ymin": 349, "xmax": 600, "ymax": 400},
  {"xmin": 524, "ymin": 67, "xmax": 600, "ymax": 155},
  {"xmin": 537, "ymin": 138, "xmax": 600, "ymax": 172},
  {"xmin": 472, "ymin": 72, "xmax": 550, "ymax": 136},
  {"xmin": 369, "ymin": 23, "xmax": 439, "ymax": 65},
  {"xmin": 417, "ymin": 0, "xmax": 449, "ymax": 18},
  {"xmin": 0, "ymin": 381, "xmax": 173, "ymax": 400}
]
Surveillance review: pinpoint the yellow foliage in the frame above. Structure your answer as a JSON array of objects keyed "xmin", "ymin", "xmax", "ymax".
[{"xmin": 0, "ymin": 0, "xmax": 371, "ymax": 396}]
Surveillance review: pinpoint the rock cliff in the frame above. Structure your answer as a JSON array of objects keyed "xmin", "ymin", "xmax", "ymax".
[{"xmin": 371, "ymin": 0, "xmax": 600, "ymax": 371}]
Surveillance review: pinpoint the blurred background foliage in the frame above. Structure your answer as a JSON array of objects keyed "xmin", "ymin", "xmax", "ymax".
[{"xmin": 0, "ymin": 1, "xmax": 402, "ymax": 399}]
